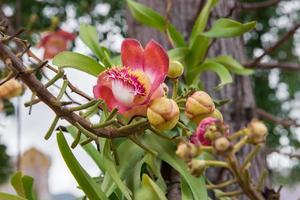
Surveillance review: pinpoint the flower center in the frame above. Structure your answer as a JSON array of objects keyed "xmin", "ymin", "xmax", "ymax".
[{"xmin": 106, "ymin": 67, "xmax": 146, "ymax": 96}]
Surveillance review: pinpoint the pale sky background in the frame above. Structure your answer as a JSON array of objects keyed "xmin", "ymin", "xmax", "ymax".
[{"xmin": 1, "ymin": 0, "xmax": 300, "ymax": 198}]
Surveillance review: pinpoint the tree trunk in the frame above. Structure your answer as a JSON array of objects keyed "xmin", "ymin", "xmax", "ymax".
[{"xmin": 126, "ymin": 0, "xmax": 270, "ymax": 199}]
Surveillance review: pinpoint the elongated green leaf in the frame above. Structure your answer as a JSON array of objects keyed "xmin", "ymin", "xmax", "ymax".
[
  {"xmin": 57, "ymin": 131, "xmax": 108, "ymax": 200},
  {"xmin": 101, "ymin": 141, "xmax": 133, "ymax": 200},
  {"xmin": 138, "ymin": 174, "xmax": 168, "ymax": 200},
  {"xmin": 22, "ymin": 176, "xmax": 36, "ymax": 200},
  {"xmin": 0, "ymin": 193, "xmax": 27, "ymax": 200},
  {"xmin": 168, "ymin": 48, "xmax": 189, "ymax": 62},
  {"xmin": 79, "ymin": 24, "xmax": 108, "ymax": 62},
  {"xmin": 142, "ymin": 134, "xmax": 208, "ymax": 200},
  {"xmin": 190, "ymin": 0, "xmax": 219, "ymax": 44},
  {"xmin": 127, "ymin": 0, "xmax": 165, "ymax": 31},
  {"xmin": 186, "ymin": 34, "xmax": 210, "ymax": 69},
  {"xmin": 166, "ymin": 24, "xmax": 186, "ymax": 47},
  {"xmin": 187, "ymin": 60, "xmax": 233, "ymax": 89},
  {"xmin": 67, "ymin": 126, "xmax": 132, "ymax": 199},
  {"xmin": 67, "ymin": 126, "xmax": 105, "ymax": 172},
  {"xmin": 101, "ymin": 140, "xmax": 144, "ymax": 198},
  {"xmin": 181, "ymin": 178, "xmax": 193, "ymax": 200},
  {"xmin": 127, "ymin": 0, "xmax": 185, "ymax": 47},
  {"xmin": 202, "ymin": 18, "xmax": 256, "ymax": 38},
  {"xmin": 11, "ymin": 172, "xmax": 25, "ymax": 197},
  {"xmin": 53, "ymin": 51, "xmax": 105, "ymax": 76},
  {"xmin": 212, "ymin": 56, "xmax": 253, "ymax": 75}
]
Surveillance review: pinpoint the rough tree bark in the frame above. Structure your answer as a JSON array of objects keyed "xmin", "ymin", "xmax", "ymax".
[{"xmin": 126, "ymin": 0, "xmax": 270, "ymax": 199}]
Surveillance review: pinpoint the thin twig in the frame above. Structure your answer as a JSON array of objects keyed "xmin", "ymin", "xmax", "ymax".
[
  {"xmin": 244, "ymin": 62, "xmax": 300, "ymax": 71},
  {"xmin": 256, "ymin": 108, "xmax": 300, "ymax": 128},
  {"xmin": 237, "ymin": 0, "xmax": 280, "ymax": 11},
  {"xmin": 248, "ymin": 22, "xmax": 300, "ymax": 67}
]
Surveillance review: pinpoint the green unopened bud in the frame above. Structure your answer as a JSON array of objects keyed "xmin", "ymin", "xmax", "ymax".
[
  {"xmin": 188, "ymin": 160, "xmax": 206, "ymax": 177},
  {"xmin": 167, "ymin": 60, "xmax": 184, "ymax": 78},
  {"xmin": 176, "ymin": 141, "xmax": 200, "ymax": 161},
  {"xmin": 185, "ymin": 91, "xmax": 215, "ymax": 123},
  {"xmin": 147, "ymin": 97, "xmax": 179, "ymax": 131},
  {"xmin": 213, "ymin": 137, "xmax": 231, "ymax": 153},
  {"xmin": 247, "ymin": 119, "xmax": 268, "ymax": 144}
]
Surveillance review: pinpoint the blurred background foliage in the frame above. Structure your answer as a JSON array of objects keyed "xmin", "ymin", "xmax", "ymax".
[{"xmin": 1, "ymin": 0, "xmax": 300, "ymax": 187}]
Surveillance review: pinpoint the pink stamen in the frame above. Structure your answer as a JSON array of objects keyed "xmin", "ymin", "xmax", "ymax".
[{"xmin": 106, "ymin": 67, "xmax": 146, "ymax": 96}]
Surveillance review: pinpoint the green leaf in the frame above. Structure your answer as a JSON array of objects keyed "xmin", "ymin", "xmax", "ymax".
[
  {"xmin": 79, "ymin": 24, "xmax": 109, "ymax": 63},
  {"xmin": 202, "ymin": 18, "xmax": 256, "ymax": 38},
  {"xmin": 127, "ymin": 0, "xmax": 165, "ymax": 31},
  {"xmin": 168, "ymin": 48, "xmax": 189, "ymax": 62},
  {"xmin": 53, "ymin": 51, "xmax": 105, "ymax": 76},
  {"xmin": 186, "ymin": 35, "xmax": 210, "ymax": 69},
  {"xmin": 68, "ymin": 127, "xmax": 133, "ymax": 199},
  {"xmin": 166, "ymin": 24, "xmax": 186, "ymax": 47},
  {"xmin": 57, "ymin": 131, "xmax": 108, "ymax": 200},
  {"xmin": 127, "ymin": 0, "xmax": 185, "ymax": 47},
  {"xmin": 11, "ymin": 172, "xmax": 25, "ymax": 197},
  {"xmin": 142, "ymin": 134, "xmax": 208, "ymax": 200},
  {"xmin": 137, "ymin": 174, "xmax": 168, "ymax": 200},
  {"xmin": 181, "ymin": 178, "xmax": 193, "ymax": 200},
  {"xmin": 212, "ymin": 55, "xmax": 254, "ymax": 75},
  {"xmin": 22, "ymin": 176, "xmax": 36, "ymax": 200},
  {"xmin": 67, "ymin": 126, "xmax": 105, "ymax": 172},
  {"xmin": 101, "ymin": 140, "xmax": 144, "ymax": 198},
  {"xmin": 187, "ymin": 60, "xmax": 233, "ymax": 89},
  {"xmin": 189, "ymin": 0, "xmax": 219, "ymax": 44},
  {"xmin": 0, "ymin": 193, "xmax": 27, "ymax": 200}
]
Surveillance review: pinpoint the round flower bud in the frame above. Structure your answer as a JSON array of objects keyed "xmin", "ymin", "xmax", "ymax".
[
  {"xmin": 247, "ymin": 119, "xmax": 268, "ymax": 144},
  {"xmin": 147, "ymin": 97, "xmax": 180, "ymax": 131},
  {"xmin": 0, "ymin": 79, "xmax": 23, "ymax": 99},
  {"xmin": 167, "ymin": 60, "xmax": 184, "ymax": 78},
  {"xmin": 188, "ymin": 160, "xmax": 206, "ymax": 177},
  {"xmin": 185, "ymin": 91, "xmax": 215, "ymax": 123},
  {"xmin": 213, "ymin": 137, "xmax": 231, "ymax": 153},
  {"xmin": 176, "ymin": 141, "xmax": 199, "ymax": 161},
  {"xmin": 192, "ymin": 108, "xmax": 223, "ymax": 124}
]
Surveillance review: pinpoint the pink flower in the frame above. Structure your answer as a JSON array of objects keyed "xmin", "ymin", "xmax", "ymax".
[
  {"xmin": 38, "ymin": 29, "xmax": 75, "ymax": 59},
  {"xmin": 190, "ymin": 117, "xmax": 220, "ymax": 146},
  {"xmin": 93, "ymin": 39, "xmax": 169, "ymax": 118}
]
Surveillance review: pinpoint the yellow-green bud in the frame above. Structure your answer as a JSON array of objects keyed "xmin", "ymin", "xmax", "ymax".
[
  {"xmin": 188, "ymin": 160, "xmax": 206, "ymax": 177},
  {"xmin": 147, "ymin": 97, "xmax": 179, "ymax": 131},
  {"xmin": 247, "ymin": 119, "xmax": 268, "ymax": 144},
  {"xmin": 167, "ymin": 60, "xmax": 184, "ymax": 78},
  {"xmin": 176, "ymin": 141, "xmax": 200, "ymax": 161},
  {"xmin": 185, "ymin": 91, "xmax": 215, "ymax": 123},
  {"xmin": 213, "ymin": 137, "xmax": 231, "ymax": 153}
]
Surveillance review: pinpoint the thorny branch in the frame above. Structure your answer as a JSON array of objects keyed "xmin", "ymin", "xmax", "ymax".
[{"xmin": 0, "ymin": 36, "xmax": 150, "ymax": 139}]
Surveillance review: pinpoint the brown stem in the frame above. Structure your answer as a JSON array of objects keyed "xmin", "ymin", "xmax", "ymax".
[
  {"xmin": 237, "ymin": 0, "xmax": 280, "ymax": 11},
  {"xmin": 227, "ymin": 153, "xmax": 265, "ymax": 200},
  {"xmin": 244, "ymin": 61, "xmax": 300, "ymax": 71}
]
